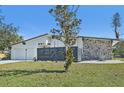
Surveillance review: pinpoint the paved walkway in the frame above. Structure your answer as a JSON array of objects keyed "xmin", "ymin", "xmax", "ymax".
[{"xmin": 79, "ymin": 60, "xmax": 124, "ymax": 64}]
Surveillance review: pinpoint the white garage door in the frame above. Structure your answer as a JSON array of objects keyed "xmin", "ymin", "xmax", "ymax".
[
  {"xmin": 11, "ymin": 48, "xmax": 36, "ymax": 60},
  {"xmin": 12, "ymin": 48, "xmax": 26, "ymax": 60}
]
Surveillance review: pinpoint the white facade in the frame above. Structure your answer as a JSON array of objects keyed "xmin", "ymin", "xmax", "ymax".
[{"xmin": 11, "ymin": 34, "xmax": 82, "ymax": 60}]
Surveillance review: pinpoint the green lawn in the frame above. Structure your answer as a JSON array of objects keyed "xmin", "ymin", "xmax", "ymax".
[
  {"xmin": 0, "ymin": 61, "xmax": 124, "ymax": 87},
  {"xmin": 113, "ymin": 58, "xmax": 124, "ymax": 61}
]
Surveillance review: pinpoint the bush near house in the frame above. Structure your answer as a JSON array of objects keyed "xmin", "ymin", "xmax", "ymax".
[
  {"xmin": 0, "ymin": 52, "xmax": 10, "ymax": 60},
  {"xmin": 0, "ymin": 53, "xmax": 6, "ymax": 60}
]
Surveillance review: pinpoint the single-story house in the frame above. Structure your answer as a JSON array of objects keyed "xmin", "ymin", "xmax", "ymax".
[{"xmin": 11, "ymin": 33, "xmax": 119, "ymax": 61}]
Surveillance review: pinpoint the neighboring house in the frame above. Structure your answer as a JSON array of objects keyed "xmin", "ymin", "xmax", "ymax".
[
  {"xmin": 11, "ymin": 33, "xmax": 119, "ymax": 61},
  {"xmin": 112, "ymin": 41, "xmax": 124, "ymax": 58}
]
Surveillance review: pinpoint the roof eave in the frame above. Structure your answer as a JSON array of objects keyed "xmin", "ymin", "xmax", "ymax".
[
  {"xmin": 78, "ymin": 36, "xmax": 120, "ymax": 41},
  {"xmin": 11, "ymin": 33, "xmax": 49, "ymax": 46}
]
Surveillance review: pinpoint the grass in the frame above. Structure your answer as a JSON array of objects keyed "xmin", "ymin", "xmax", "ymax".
[
  {"xmin": 113, "ymin": 58, "xmax": 124, "ymax": 61},
  {"xmin": 0, "ymin": 61, "xmax": 124, "ymax": 87}
]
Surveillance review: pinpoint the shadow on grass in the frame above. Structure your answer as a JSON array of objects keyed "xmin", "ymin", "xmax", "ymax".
[{"xmin": 0, "ymin": 69, "xmax": 66, "ymax": 77}]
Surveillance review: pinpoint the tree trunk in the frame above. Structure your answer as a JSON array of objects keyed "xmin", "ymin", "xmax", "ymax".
[
  {"xmin": 115, "ymin": 26, "xmax": 119, "ymax": 39},
  {"xmin": 64, "ymin": 45, "xmax": 72, "ymax": 72},
  {"xmin": 64, "ymin": 45, "xmax": 68, "ymax": 72}
]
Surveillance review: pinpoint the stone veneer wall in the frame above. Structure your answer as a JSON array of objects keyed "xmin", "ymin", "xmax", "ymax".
[{"xmin": 82, "ymin": 38, "xmax": 112, "ymax": 60}]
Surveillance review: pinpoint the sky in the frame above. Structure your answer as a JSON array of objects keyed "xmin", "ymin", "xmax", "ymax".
[{"xmin": 1, "ymin": 5, "xmax": 124, "ymax": 39}]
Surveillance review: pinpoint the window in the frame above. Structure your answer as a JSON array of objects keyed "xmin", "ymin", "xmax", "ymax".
[
  {"xmin": 48, "ymin": 43, "xmax": 51, "ymax": 45},
  {"xmin": 38, "ymin": 43, "xmax": 42, "ymax": 45}
]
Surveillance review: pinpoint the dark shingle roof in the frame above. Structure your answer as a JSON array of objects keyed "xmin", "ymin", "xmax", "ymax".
[
  {"xmin": 11, "ymin": 33, "xmax": 121, "ymax": 46},
  {"xmin": 78, "ymin": 36, "xmax": 118, "ymax": 41},
  {"xmin": 11, "ymin": 33, "xmax": 48, "ymax": 46}
]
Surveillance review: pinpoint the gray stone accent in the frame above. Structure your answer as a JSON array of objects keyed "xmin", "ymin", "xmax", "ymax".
[{"xmin": 82, "ymin": 38, "xmax": 112, "ymax": 60}]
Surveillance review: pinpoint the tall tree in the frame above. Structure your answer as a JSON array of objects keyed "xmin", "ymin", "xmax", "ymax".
[
  {"xmin": 112, "ymin": 12, "xmax": 121, "ymax": 39},
  {"xmin": 49, "ymin": 5, "xmax": 81, "ymax": 71},
  {"xmin": 0, "ymin": 11, "xmax": 23, "ymax": 51}
]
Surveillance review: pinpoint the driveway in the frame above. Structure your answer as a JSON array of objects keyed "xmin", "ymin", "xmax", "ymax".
[
  {"xmin": 0, "ymin": 60, "xmax": 123, "ymax": 64},
  {"xmin": 0, "ymin": 60, "xmax": 32, "ymax": 64},
  {"xmin": 79, "ymin": 60, "xmax": 124, "ymax": 64}
]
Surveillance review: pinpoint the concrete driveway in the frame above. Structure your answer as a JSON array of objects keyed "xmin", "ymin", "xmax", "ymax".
[
  {"xmin": 79, "ymin": 60, "xmax": 124, "ymax": 64},
  {"xmin": 0, "ymin": 60, "xmax": 123, "ymax": 64},
  {"xmin": 0, "ymin": 60, "xmax": 32, "ymax": 64}
]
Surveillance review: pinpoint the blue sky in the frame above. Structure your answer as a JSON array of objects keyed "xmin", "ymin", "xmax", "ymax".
[{"xmin": 1, "ymin": 5, "xmax": 124, "ymax": 39}]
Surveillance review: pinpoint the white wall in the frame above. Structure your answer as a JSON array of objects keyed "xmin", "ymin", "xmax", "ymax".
[{"xmin": 11, "ymin": 35, "xmax": 66, "ymax": 60}]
